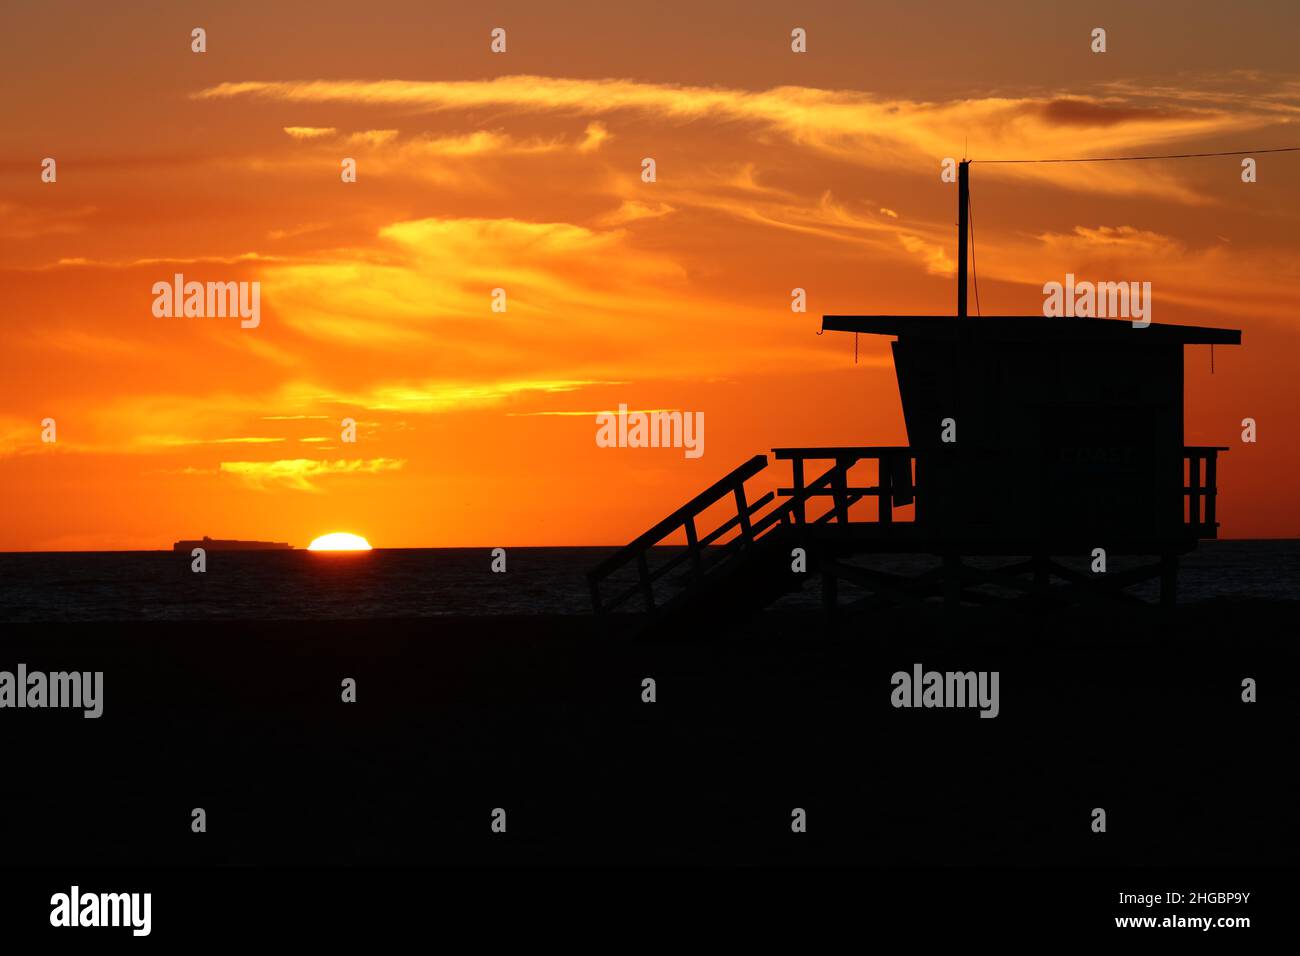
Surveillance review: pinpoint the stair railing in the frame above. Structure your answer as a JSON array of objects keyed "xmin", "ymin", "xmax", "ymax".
[{"xmin": 587, "ymin": 455, "xmax": 773, "ymax": 615}]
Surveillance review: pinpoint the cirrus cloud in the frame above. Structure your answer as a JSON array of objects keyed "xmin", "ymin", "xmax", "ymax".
[{"xmin": 219, "ymin": 456, "xmax": 407, "ymax": 492}]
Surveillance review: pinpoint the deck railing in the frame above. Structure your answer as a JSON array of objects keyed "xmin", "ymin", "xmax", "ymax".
[
  {"xmin": 589, "ymin": 445, "xmax": 1226, "ymax": 615},
  {"xmin": 1185, "ymin": 446, "xmax": 1227, "ymax": 537},
  {"xmin": 775, "ymin": 446, "xmax": 1226, "ymax": 538},
  {"xmin": 772, "ymin": 447, "xmax": 918, "ymax": 525}
]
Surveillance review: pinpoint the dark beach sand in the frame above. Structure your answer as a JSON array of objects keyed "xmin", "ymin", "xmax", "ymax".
[{"xmin": 3, "ymin": 601, "xmax": 1296, "ymax": 869}]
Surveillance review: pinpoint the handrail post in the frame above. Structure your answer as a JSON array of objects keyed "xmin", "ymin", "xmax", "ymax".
[
  {"xmin": 913, "ymin": 451, "xmax": 923, "ymax": 525},
  {"xmin": 879, "ymin": 453, "xmax": 893, "ymax": 525},
  {"xmin": 832, "ymin": 456, "xmax": 851, "ymax": 524},
  {"xmin": 734, "ymin": 483, "xmax": 753, "ymax": 543},
  {"xmin": 1204, "ymin": 451, "xmax": 1217, "ymax": 532},
  {"xmin": 1189, "ymin": 453, "xmax": 1202, "ymax": 529},
  {"xmin": 684, "ymin": 514, "xmax": 703, "ymax": 576},
  {"xmin": 792, "ymin": 457, "xmax": 806, "ymax": 525}
]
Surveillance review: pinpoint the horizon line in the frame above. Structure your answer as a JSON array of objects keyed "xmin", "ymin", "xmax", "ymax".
[{"xmin": 2, "ymin": 536, "xmax": 1297, "ymax": 555}]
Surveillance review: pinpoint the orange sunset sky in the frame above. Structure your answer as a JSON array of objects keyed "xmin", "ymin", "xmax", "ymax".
[{"xmin": 2, "ymin": 0, "xmax": 1299, "ymax": 550}]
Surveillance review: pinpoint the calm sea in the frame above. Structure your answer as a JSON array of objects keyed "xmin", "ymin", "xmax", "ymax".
[{"xmin": 1, "ymin": 541, "xmax": 1298, "ymax": 622}]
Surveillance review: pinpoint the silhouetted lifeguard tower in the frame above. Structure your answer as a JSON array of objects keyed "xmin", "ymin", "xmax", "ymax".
[{"xmin": 589, "ymin": 161, "xmax": 1241, "ymax": 619}]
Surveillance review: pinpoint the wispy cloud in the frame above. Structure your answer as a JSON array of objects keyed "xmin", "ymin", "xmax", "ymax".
[
  {"xmin": 897, "ymin": 234, "xmax": 954, "ymax": 277},
  {"xmin": 257, "ymin": 215, "xmax": 691, "ymax": 353},
  {"xmin": 594, "ymin": 200, "xmax": 675, "ymax": 226},
  {"xmin": 47, "ymin": 251, "xmax": 280, "ymax": 269},
  {"xmin": 195, "ymin": 75, "xmax": 1281, "ymax": 199},
  {"xmin": 283, "ymin": 126, "xmax": 337, "ymax": 139},
  {"xmin": 508, "ymin": 408, "xmax": 678, "ymax": 417},
  {"xmin": 347, "ymin": 129, "xmax": 399, "ymax": 147},
  {"xmin": 142, "ymin": 436, "xmax": 287, "ymax": 447},
  {"xmin": 313, "ymin": 378, "xmax": 624, "ymax": 413},
  {"xmin": 219, "ymin": 457, "xmax": 406, "ymax": 491}
]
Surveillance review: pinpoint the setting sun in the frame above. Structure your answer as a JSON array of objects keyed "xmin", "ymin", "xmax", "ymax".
[{"xmin": 308, "ymin": 532, "xmax": 373, "ymax": 551}]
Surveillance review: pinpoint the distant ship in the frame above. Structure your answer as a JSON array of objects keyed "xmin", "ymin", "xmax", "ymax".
[{"xmin": 173, "ymin": 536, "xmax": 293, "ymax": 552}]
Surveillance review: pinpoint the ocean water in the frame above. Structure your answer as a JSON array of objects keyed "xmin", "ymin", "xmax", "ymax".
[{"xmin": 1, "ymin": 541, "xmax": 1298, "ymax": 622}]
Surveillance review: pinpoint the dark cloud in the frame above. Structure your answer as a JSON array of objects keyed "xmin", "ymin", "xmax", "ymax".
[{"xmin": 1038, "ymin": 97, "xmax": 1200, "ymax": 126}]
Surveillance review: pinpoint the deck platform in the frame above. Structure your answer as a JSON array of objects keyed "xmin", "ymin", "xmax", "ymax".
[{"xmin": 588, "ymin": 443, "xmax": 1226, "ymax": 624}]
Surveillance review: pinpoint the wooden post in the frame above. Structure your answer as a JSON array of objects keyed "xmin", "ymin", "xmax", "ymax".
[
  {"xmin": 913, "ymin": 452, "xmax": 924, "ymax": 527},
  {"xmin": 891, "ymin": 452, "xmax": 915, "ymax": 506},
  {"xmin": 958, "ymin": 160, "xmax": 969, "ymax": 318},
  {"xmin": 1188, "ymin": 454, "xmax": 1202, "ymax": 530},
  {"xmin": 684, "ymin": 515, "xmax": 702, "ymax": 576},
  {"xmin": 734, "ymin": 484, "xmax": 752, "ymax": 543},
  {"xmin": 832, "ymin": 457, "xmax": 851, "ymax": 524},
  {"xmin": 879, "ymin": 454, "xmax": 893, "ymax": 525},
  {"xmin": 1204, "ymin": 452, "xmax": 1217, "ymax": 533},
  {"xmin": 1160, "ymin": 553, "xmax": 1178, "ymax": 609},
  {"xmin": 792, "ymin": 457, "xmax": 806, "ymax": 525}
]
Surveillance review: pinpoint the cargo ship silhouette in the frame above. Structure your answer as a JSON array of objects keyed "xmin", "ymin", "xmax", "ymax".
[{"xmin": 173, "ymin": 536, "xmax": 293, "ymax": 552}]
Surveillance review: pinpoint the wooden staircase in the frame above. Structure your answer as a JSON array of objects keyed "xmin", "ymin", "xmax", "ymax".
[
  {"xmin": 587, "ymin": 446, "xmax": 1227, "ymax": 627},
  {"xmin": 586, "ymin": 448, "xmax": 917, "ymax": 628}
]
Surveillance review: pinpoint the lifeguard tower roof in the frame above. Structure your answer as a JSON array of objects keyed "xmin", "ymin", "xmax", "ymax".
[{"xmin": 823, "ymin": 315, "xmax": 1241, "ymax": 345}]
